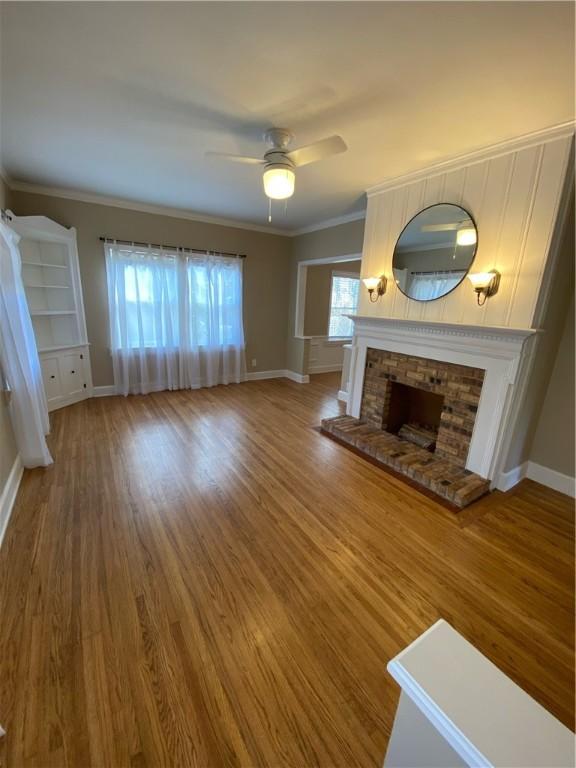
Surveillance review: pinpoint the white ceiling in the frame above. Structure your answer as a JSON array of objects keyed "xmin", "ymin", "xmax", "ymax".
[{"xmin": 1, "ymin": 2, "xmax": 574, "ymax": 232}]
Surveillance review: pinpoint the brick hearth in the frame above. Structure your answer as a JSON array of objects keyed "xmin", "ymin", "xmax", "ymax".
[
  {"xmin": 321, "ymin": 347, "xmax": 490, "ymax": 508},
  {"xmin": 321, "ymin": 415, "xmax": 490, "ymax": 508}
]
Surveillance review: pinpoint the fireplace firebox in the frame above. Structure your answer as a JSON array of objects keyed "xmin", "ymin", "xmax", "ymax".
[{"xmin": 385, "ymin": 382, "xmax": 444, "ymax": 450}]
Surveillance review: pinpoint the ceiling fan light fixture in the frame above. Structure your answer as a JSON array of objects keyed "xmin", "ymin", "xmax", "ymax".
[
  {"xmin": 456, "ymin": 227, "xmax": 477, "ymax": 246},
  {"xmin": 263, "ymin": 165, "xmax": 295, "ymax": 200}
]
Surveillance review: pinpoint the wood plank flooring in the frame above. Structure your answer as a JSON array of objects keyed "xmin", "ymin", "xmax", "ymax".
[{"xmin": 0, "ymin": 373, "xmax": 573, "ymax": 766}]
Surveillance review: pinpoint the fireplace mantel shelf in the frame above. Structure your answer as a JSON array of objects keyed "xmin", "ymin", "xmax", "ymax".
[{"xmin": 348, "ymin": 315, "xmax": 538, "ymax": 344}]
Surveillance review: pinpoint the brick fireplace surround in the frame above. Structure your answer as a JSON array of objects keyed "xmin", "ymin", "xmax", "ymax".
[
  {"xmin": 322, "ymin": 349, "xmax": 490, "ymax": 508},
  {"xmin": 362, "ymin": 349, "xmax": 485, "ymax": 467},
  {"xmin": 321, "ymin": 316, "xmax": 536, "ymax": 510}
]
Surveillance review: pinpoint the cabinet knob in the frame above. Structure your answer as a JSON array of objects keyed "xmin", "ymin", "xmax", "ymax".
[
  {"xmin": 71, "ymin": 370, "xmax": 75, "ymax": 374},
  {"xmin": 50, "ymin": 375, "xmax": 55, "ymax": 379}
]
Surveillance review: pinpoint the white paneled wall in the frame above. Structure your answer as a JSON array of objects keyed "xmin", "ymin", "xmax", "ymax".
[{"xmin": 359, "ymin": 127, "xmax": 573, "ymax": 329}]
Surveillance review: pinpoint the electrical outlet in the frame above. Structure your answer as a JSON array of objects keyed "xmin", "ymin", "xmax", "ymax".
[{"xmin": 251, "ymin": 358, "xmax": 257, "ymax": 368}]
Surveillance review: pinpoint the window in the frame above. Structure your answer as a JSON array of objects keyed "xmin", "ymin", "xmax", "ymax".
[
  {"xmin": 328, "ymin": 273, "xmax": 360, "ymax": 337},
  {"xmin": 105, "ymin": 243, "xmax": 245, "ymax": 394}
]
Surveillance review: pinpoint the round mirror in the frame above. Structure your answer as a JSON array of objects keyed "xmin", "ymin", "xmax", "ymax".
[{"xmin": 392, "ymin": 203, "xmax": 478, "ymax": 302}]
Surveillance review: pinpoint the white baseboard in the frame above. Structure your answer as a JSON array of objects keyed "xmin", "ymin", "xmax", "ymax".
[
  {"xmin": 93, "ymin": 371, "xmax": 311, "ymax": 394},
  {"xmin": 0, "ymin": 455, "xmax": 23, "ymax": 549},
  {"xmin": 93, "ymin": 385, "xmax": 117, "ymax": 397},
  {"xmin": 245, "ymin": 370, "xmax": 287, "ymax": 381},
  {"xmin": 337, "ymin": 389, "xmax": 349, "ymax": 403},
  {"xmin": 496, "ymin": 462, "xmax": 528, "ymax": 492},
  {"xmin": 496, "ymin": 460, "xmax": 575, "ymax": 498},
  {"xmin": 245, "ymin": 369, "xmax": 309, "ymax": 383},
  {"xmin": 308, "ymin": 364, "xmax": 344, "ymax": 374},
  {"xmin": 526, "ymin": 461, "xmax": 575, "ymax": 498},
  {"xmin": 283, "ymin": 370, "xmax": 310, "ymax": 384}
]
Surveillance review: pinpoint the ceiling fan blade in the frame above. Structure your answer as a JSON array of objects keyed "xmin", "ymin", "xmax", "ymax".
[
  {"xmin": 286, "ymin": 135, "xmax": 347, "ymax": 167},
  {"xmin": 421, "ymin": 223, "xmax": 461, "ymax": 232},
  {"xmin": 205, "ymin": 151, "xmax": 263, "ymax": 165}
]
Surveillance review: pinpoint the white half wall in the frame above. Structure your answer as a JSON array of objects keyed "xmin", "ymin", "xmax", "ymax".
[{"xmin": 308, "ymin": 337, "xmax": 348, "ymax": 374}]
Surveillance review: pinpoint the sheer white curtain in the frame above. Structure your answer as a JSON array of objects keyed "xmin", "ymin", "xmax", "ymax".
[
  {"xmin": 0, "ymin": 221, "xmax": 52, "ymax": 467},
  {"xmin": 105, "ymin": 243, "xmax": 246, "ymax": 395},
  {"xmin": 409, "ymin": 271, "xmax": 466, "ymax": 301}
]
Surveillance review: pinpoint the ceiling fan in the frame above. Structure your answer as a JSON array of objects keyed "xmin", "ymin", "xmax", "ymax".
[
  {"xmin": 421, "ymin": 220, "xmax": 476, "ymax": 246},
  {"xmin": 206, "ymin": 127, "xmax": 347, "ymax": 202}
]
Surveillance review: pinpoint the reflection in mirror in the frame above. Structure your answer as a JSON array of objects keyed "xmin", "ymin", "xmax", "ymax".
[{"xmin": 392, "ymin": 204, "xmax": 478, "ymax": 302}]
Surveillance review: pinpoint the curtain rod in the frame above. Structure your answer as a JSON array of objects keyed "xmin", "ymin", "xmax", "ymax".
[{"xmin": 99, "ymin": 237, "xmax": 246, "ymax": 259}]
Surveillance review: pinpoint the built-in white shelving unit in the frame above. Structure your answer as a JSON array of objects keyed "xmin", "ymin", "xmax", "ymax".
[{"xmin": 9, "ymin": 213, "xmax": 93, "ymax": 411}]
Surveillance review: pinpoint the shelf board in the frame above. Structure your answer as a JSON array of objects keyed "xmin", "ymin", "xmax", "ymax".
[
  {"xmin": 25, "ymin": 284, "xmax": 72, "ymax": 289},
  {"xmin": 30, "ymin": 310, "xmax": 76, "ymax": 316},
  {"xmin": 21, "ymin": 261, "xmax": 68, "ymax": 269}
]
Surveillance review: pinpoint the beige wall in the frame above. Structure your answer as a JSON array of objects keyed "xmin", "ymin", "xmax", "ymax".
[
  {"xmin": 10, "ymin": 190, "xmax": 292, "ymax": 385},
  {"xmin": 303, "ymin": 259, "xmax": 360, "ymax": 337},
  {"xmin": 287, "ymin": 218, "xmax": 365, "ymax": 374},
  {"xmin": 530, "ymin": 294, "xmax": 575, "ymax": 477},
  {"xmin": 0, "ymin": 176, "xmax": 19, "ymax": 494}
]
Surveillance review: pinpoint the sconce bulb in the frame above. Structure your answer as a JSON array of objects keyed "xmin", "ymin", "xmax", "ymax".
[
  {"xmin": 467, "ymin": 272, "xmax": 493, "ymax": 289},
  {"xmin": 362, "ymin": 277, "xmax": 381, "ymax": 291},
  {"xmin": 467, "ymin": 270, "xmax": 500, "ymax": 306},
  {"xmin": 363, "ymin": 275, "xmax": 387, "ymax": 302}
]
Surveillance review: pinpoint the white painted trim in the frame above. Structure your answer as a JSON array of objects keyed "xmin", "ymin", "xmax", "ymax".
[
  {"xmin": 367, "ymin": 121, "xmax": 575, "ymax": 197},
  {"xmin": 7, "ymin": 178, "xmax": 367, "ymax": 238},
  {"xmin": 496, "ymin": 462, "xmax": 527, "ymax": 492},
  {"xmin": 291, "ymin": 210, "xmax": 366, "ymax": 236},
  {"xmin": 337, "ymin": 389, "xmax": 349, "ymax": 403},
  {"xmin": 347, "ymin": 315, "xmax": 536, "ymax": 480},
  {"xmin": 283, "ymin": 370, "xmax": 310, "ymax": 384},
  {"xmin": 245, "ymin": 369, "xmax": 287, "ymax": 381},
  {"xmin": 294, "ymin": 253, "xmax": 362, "ymax": 337},
  {"xmin": 298, "ymin": 253, "xmax": 362, "ymax": 268},
  {"xmin": 308, "ymin": 364, "xmax": 343, "ymax": 374},
  {"xmin": 0, "ymin": 455, "xmax": 23, "ymax": 549},
  {"xmin": 94, "ymin": 371, "xmax": 310, "ymax": 392},
  {"xmin": 387, "ymin": 619, "xmax": 575, "ymax": 768},
  {"xmin": 246, "ymin": 369, "xmax": 310, "ymax": 384},
  {"xmin": 93, "ymin": 384, "xmax": 117, "ymax": 397},
  {"xmin": 526, "ymin": 461, "xmax": 575, "ymax": 498},
  {"xmin": 8, "ymin": 180, "xmax": 291, "ymax": 237}
]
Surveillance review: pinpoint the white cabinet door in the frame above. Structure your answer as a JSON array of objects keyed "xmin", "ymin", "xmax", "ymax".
[
  {"xmin": 40, "ymin": 355, "xmax": 62, "ymax": 406},
  {"xmin": 39, "ymin": 346, "xmax": 90, "ymax": 411},
  {"xmin": 59, "ymin": 351, "xmax": 85, "ymax": 399}
]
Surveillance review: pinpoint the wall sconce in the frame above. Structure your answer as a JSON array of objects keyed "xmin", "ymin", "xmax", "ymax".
[
  {"xmin": 363, "ymin": 275, "xmax": 387, "ymax": 302},
  {"xmin": 467, "ymin": 270, "xmax": 500, "ymax": 306}
]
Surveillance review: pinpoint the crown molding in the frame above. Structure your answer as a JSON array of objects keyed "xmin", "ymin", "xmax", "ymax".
[
  {"xmin": 7, "ymin": 179, "xmax": 293, "ymax": 236},
  {"xmin": 290, "ymin": 209, "xmax": 366, "ymax": 236},
  {"xmin": 366, "ymin": 121, "xmax": 576, "ymax": 197},
  {"xmin": 6, "ymin": 177, "xmax": 367, "ymax": 237},
  {"xmin": 0, "ymin": 166, "xmax": 13, "ymax": 191}
]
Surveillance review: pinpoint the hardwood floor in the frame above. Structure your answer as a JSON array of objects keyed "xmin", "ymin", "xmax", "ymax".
[{"xmin": 0, "ymin": 373, "xmax": 573, "ymax": 766}]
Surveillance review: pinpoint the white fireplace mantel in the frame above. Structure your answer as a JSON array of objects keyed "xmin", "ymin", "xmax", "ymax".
[{"xmin": 347, "ymin": 316, "xmax": 537, "ymax": 483}]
